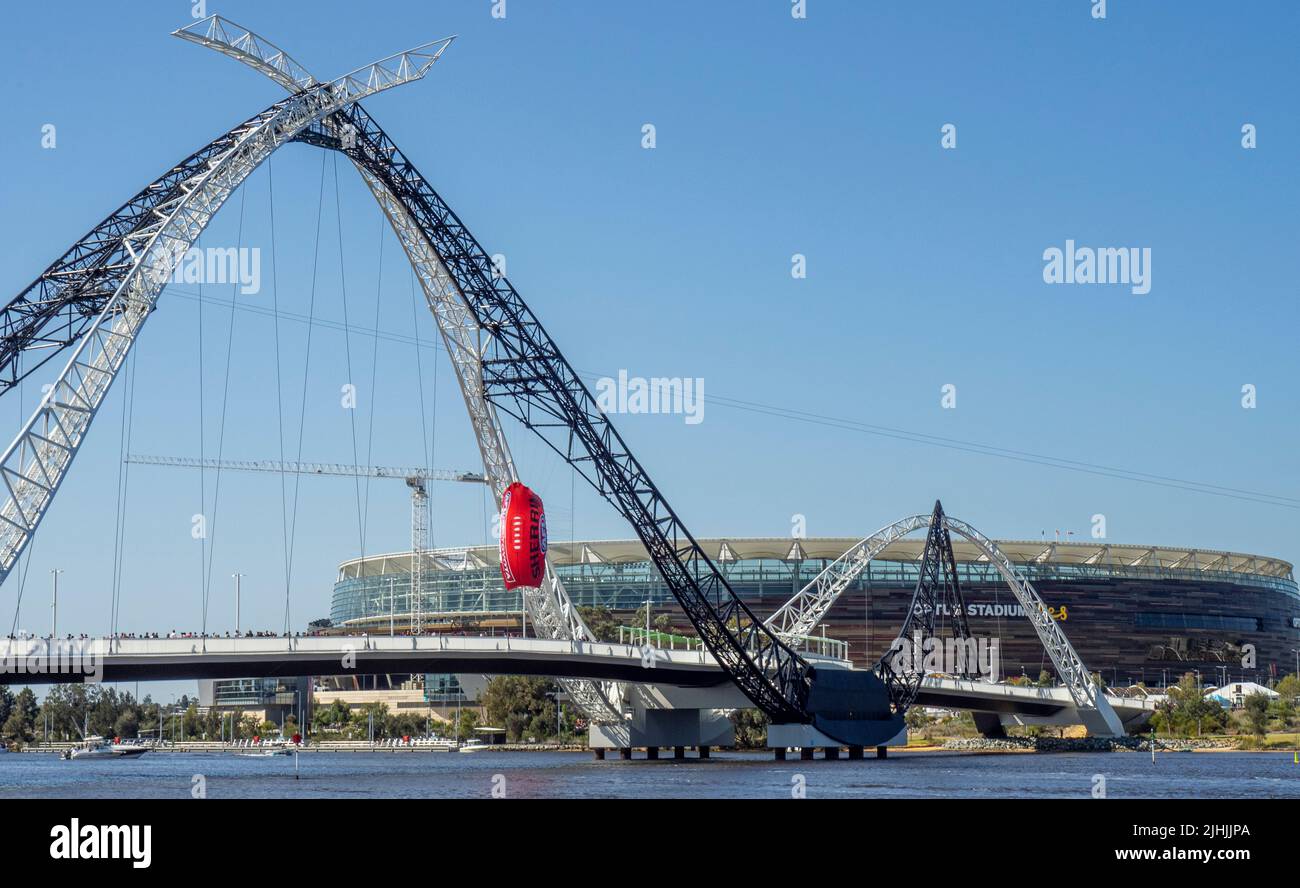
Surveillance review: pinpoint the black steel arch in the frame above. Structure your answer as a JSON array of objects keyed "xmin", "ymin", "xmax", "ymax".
[
  {"xmin": 0, "ymin": 87, "xmax": 972, "ymax": 743},
  {"xmin": 299, "ymin": 104, "xmax": 814, "ymax": 724},
  {"xmin": 302, "ymin": 106, "xmax": 979, "ymax": 742}
]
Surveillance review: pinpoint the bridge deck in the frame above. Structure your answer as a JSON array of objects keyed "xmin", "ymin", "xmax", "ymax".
[{"xmin": 0, "ymin": 636, "xmax": 1157, "ymax": 724}]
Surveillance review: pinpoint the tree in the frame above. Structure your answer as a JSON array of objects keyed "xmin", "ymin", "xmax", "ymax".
[
  {"xmin": 1275, "ymin": 674, "xmax": 1299, "ymax": 727},
  {"xmin": 481, "ymin": 676, "xmax": 557, "ymax": 742},
  {"xmin": 113, "ymin": 709, "xmax": 139, "ymax": 740},
  {"xmin": 729, "ymin": 709, "xmax": 767, "ymax": 749},
  {"xmin": 454, "ymin": 709, "xmax": 479, "ymax": 742},
  {"xmin": 3, "ymin": 688, "xmax": 39, "ymax": 743},
  {"xmin": 576, "ymin": 606, "xmax": 619, "ymax": 642},
  {"xmin": 1243, "ymin": 693, "xmax": 1269, "ymax": 737},
  {"xmin": 1151, "ymin": 673, "xmax": 1228, "ymax": 737}
]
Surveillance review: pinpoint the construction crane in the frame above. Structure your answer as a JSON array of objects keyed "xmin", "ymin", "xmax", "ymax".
[{"xmin": 124, "ymin": 454, "xmax": 488, "ymax": 635}]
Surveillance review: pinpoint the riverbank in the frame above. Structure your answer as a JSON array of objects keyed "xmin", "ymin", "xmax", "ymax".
[{"xmin": 941, "ymin": 736, "xmax": 1251, "ymax": 753}]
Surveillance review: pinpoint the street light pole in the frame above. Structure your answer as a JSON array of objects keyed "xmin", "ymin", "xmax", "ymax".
[
  {"xmin": 232, "ymin": 573, "xmax": 244, "ymax": 634},
  {"xmin": 50, "ymin": 569, "xmax": 63, "ymax": 638}
]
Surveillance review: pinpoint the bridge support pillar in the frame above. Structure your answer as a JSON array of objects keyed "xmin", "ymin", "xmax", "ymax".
[
  {"xmin": 619, "ymin": 747, "xmax": 632, "ymax": 760},
  {"xmin": 769, "ymin": 723, "xmax": 906, "ymax": 759},
  {"xmin": 588, "ymin": 705, "xmax": 733, "ymax": 755},
  {"xmin": 774, "ymin": 748, "xmax": 786, "ymax": 761},
  {"xmin": 673, "ymin": 746, "xmax": 685, "ymax": 760},
  {"xmin": 593, "ymin": 748, "xmax": 605, "ymax": 760},
  {"xmin": 698, "ymin": 745, "xmax": 710, "ymax": 759},
  {"xmin": 876, "ymin": 746, "xmax": 887, "ymax": 759},
  {"xmin": 646, "ymin": 746, "xmax": 659, "ymax": 760}
]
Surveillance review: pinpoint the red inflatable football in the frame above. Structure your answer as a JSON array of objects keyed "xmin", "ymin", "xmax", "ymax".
[{"xmin": 499, "ymin": 482, "xmax": 547, "ymax": 589}]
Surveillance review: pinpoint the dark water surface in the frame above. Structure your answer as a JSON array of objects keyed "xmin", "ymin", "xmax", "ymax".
[{"xmin": 0, "ymin": 750, "xmax": 1296, "ymax": 799}]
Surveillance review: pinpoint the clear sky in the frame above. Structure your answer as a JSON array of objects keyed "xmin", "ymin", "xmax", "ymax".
[{"xmin": 0, "ymin": 1, "xmax": 1297, "ymax": 699}]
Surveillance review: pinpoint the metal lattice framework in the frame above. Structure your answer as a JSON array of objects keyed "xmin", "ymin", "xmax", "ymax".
[
  {"xmin": 767, "ymin": 508, "xmax": 1125, "ymax": 734},
  {"xmin": 0, "ymin": 46, "xmax": 460, "ymax": 586},
  {"xmin": 312, "ymin": 101, "xmax": 814, "ymax": 724},
  {"xmin": 765, "ymin": 514, "xmax": 931, "ymax": 638},
  {"xmin": 0, "ymin": 18, "xmax": 1124, "ymax": 739},
  {"xmin": 170, "ymin": 17, "xmax": 624, "ymax": 722},
  {"xmin": 871, "ymin": 501, "xmax": 973, "ymax": 713}
]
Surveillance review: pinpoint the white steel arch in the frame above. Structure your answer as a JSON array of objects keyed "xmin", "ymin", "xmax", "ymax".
[
  {"xmin": 174, "ymin": 16, "xmax": 623, "ymax": 722},
  {"xmin": 764, "ymin": 514, "xmax": 930, "ymax": 638},
  {"xmin": 0, "ymin": 40, "xmax": 452, "ymax": 585}
]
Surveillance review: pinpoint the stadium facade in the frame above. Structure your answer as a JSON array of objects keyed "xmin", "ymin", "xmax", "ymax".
[{"xmin": 331, "ymin": 536, "xmax": 1300, "ymax": 688}]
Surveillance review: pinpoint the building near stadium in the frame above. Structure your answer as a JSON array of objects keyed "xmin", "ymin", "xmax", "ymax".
[{"xmin": 331, "ymin": 536, "xmax": 1300, "ymax": 689}]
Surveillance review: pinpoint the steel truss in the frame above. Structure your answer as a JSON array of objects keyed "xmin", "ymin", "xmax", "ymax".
[
  {"xmin": 0, "ymin": 17, "xmax": 1124, "ymax": 738},
  {"xmin": 768, "ymin": 507, "xmax": 1126, "ymax": 734},
  {"xmin": 0, "ymin": 36, "xmax": 453, "ymax": 587},
  {"xmin": 872, "ymin": 501, "xmax": 974, "ymax": 713},
  {"xmin": 173, "ymin": 16, "xmax": 623, "ymax": 722},
  {"xmin": 307, "ymin": 104, "xmax": 816, "ymax": 724},
  {"xmin": 765, "ymin": 514, "xmax": 931, "ymax": 638}
]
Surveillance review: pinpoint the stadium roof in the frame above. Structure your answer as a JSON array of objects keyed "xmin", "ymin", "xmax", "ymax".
[{"xmin": 338, "ymin": 537, "xmax": 1294, "ymax": 582}]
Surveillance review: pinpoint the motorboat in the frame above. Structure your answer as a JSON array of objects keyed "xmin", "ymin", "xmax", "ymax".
[{"xmin": 62, "ymin": 736, "xmax": 149, "ymax": 760}]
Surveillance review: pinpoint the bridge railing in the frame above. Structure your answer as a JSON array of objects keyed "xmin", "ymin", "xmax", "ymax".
[{"xmin": 617, "ymin": 626, "xmax": 850, "ymax": 662}]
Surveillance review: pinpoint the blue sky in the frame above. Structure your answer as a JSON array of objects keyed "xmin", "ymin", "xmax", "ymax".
[{"xmin": 0, "ymin": 1, "xmax": 1297, "ymax": 697}]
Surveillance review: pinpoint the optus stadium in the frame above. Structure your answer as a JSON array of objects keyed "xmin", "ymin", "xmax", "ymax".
[{"xmin": 332, "ymin": 536, "xmax": 1300, "ymax": 687}]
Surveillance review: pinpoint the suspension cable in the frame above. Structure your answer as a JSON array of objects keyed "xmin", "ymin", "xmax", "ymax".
[
  {"xmin": 331, "ymin": 153, "xmax": 367, "ymax": 568},
  {"xmin": 196, "ymin": 234, "xmax": 206, "ymax": 637},
  {"xmin": 110, "ymin": 348, "xmax": 139, "ymax": 637},
  {"xmin": 359, "ymin": 211, "xmax": 386, "ymax": 567},
  {"xmin": 267, "ymin": 154, "xmax": 289, "ymax": 637},
  {"xmin": 200, "ymin": 182, "xmax": 250, "ymax": 637},
  {"xmin": 284, "ymin": 150, "xmax": 330, "ymax": 635}
]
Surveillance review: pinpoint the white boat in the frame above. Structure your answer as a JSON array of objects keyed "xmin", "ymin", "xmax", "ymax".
[
  {"xmin": 63, "ymin": 737, "xmax": 148, "ymax": 760},
  {"xmin": 458, "ymin": 738, "xmax": 489, "ymax": 753}
]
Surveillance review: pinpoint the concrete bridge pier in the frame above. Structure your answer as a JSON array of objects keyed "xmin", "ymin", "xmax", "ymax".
[
  {"xmin": 769, "ymin": 722, "xmax": 907, "ymax": 760},
  {"xmin": 588, "ymin": 699, "xmax": 733, "ymax": 759}
]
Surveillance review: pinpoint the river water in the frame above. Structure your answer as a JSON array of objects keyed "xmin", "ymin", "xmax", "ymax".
[{"xmin": 1, "ymin": 750, "xmax": 1297, "ymax": 798}]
